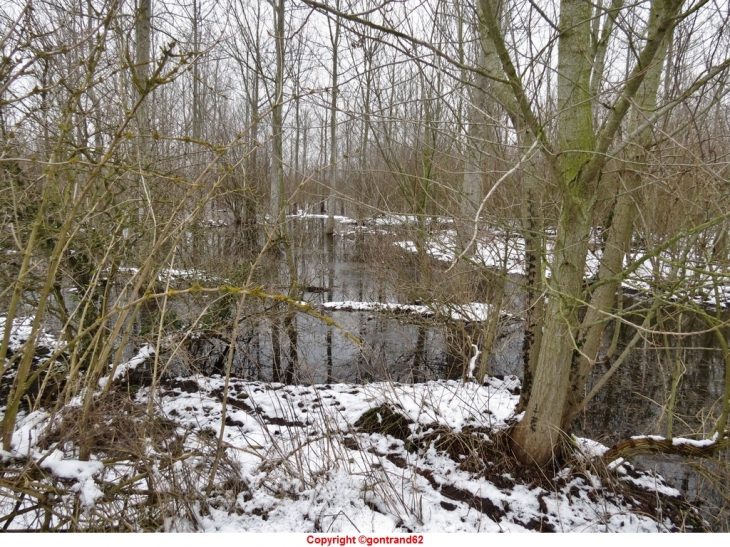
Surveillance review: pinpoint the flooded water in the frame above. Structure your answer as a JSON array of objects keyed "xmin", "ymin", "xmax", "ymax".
[
  {"xmin": 163, "ymin": 218, "xmax": 461, "ymax": 383},
  {"xmin": 579, "ymin": 313, "xmax": 729, "ymax": 443},
  {"xmin": 65, "ymin": 217, "xmax": 730, "ymax": 527},
  {"xmin": 164, "ymin": 219, "xmax": 728, "ymax": 442}
]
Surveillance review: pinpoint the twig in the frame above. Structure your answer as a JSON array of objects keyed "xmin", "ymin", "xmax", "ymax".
[{"xmin": 446, "ymin": 140, "xmax": 539, "ymax": 273}]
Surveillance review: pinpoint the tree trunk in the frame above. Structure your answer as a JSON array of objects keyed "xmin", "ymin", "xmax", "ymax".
[
  {"xmin": 191, "ymin": 0, "xmax": 201, "ymax": 142},
  {"xmin": 134, "ymin": 0, "xmax": 151, "ymax": 161},
  {"xmin": 510, "ymin": 0, "xmax": 684, "ymax": 466},
  {"xmin": 516, "ymin": 175, "xmax": 545, "ymax": 413},
  {"xmin": 270, "ymin": 0, "xmax": 285, "ymax": 230},
  {"xmin": 461, "ymin": 66, "xmax": 486, "ymax": 219},
  {"xmin": 326, "ymin": 6, "xmax": 340, "ymax": 235},
  {"xmin": 475, "ymin": 0, "xmax": 547, "ymax": 411},
  {"xmin": 563, "ymin": 24, "xmax": 674, "ymax": 428}
]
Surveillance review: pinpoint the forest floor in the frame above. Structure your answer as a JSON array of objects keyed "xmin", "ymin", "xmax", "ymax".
[{"xmin": 0, "ymin": 342, "xmax": 707, "ymax": 532}]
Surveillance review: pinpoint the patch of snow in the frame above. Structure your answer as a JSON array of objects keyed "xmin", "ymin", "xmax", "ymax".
[
  {"xmin": 321, "ymin": 301, "xmax": 434, "ymax": 316},
  {"xmin": 288, "ymin": 212, "xmax": 356, "ymax": 224},
  {"xmin": 41, "ymin": 450, "xmax": 103, "ymax": 481},
  {"xmin": 319, "ymin": 301, "xmax": 508, "ymax": 323},
  {"xmin": 672, "ymin": 433, "xmax": 719, "ymax": 447},
  {"xmin": 0, "ymin": 316, "xmax": 58, "ymax": 354},
  {"xmin": 573, "ymin": 437, "xmax": 609, "ymax": 459},
  {"xmin": 621, "ymin": 474, "xmax": 681, "ymax": 499},
  {"xmin": 466, "ymin": 344, "xmax": 480, "ymax": 379},
  {"xmin": 98, "ymin": 344, "xmax": 155, "ymax": 388},
  {"xmin": 41, "ymin": 451, "xmax": 104, "ymax": 509},
  {"xmin": 631, "ymin": 435, "xmax": 665, "ymax": 442},
  {"xmin": 9, "ymin": 410, "xmax": 49, "ymax": 456},
  {"xmin": 607, "ymin": 458, "xmax": 625, "ymax": 472}
]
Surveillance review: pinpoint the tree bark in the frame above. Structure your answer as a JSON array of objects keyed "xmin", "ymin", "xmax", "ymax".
[
  {"xmin": 326, "ymin": 5, "xmax": 340, "ymax": 235},
  {"xmin": 270, "ymin": 0, "xmax": 285, "ymax": 231}
]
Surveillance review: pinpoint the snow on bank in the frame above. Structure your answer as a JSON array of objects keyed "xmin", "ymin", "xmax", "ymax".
[
  {"xmin": 116, "ymin": 266, "xmax": 221, "ymax": 284},
  {"xmin": 0, "ymin": 374, "xmax": 697, "ymax": 531},
  {"xmin": 98, "ymin": 344, "xmax": 155, "ymax": 389},
  {"xmin": 288, "ymin": 212, "xmax": 358, "ymax": 224},
  {"xmin": 0, "ymin": 316, "xmax": 59, "ymax": 353},
  {"xmin": 393, "ymin": 230, "xmax": 730, "ymax": 308},
  {"xmin": 319, "ymin": 301, "xmax": 510, "ymax": 323}
]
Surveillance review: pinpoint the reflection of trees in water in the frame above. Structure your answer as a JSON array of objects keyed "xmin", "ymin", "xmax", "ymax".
[
  {"xmin": 581, "ymin": 310, "xmax": 730, "ymax": 445},
  {"xmin": 181, "ymin": 310, "xmax": 451, "ymax": 384},
  {"xmin": 159, "ymin": 225, "xmax": 730, "ymax": 450}
]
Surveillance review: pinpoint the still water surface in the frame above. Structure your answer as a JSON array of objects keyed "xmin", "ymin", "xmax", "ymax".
[{"xmin": 163, "ymin": 218, "xmax": 730, "ymax": 526}]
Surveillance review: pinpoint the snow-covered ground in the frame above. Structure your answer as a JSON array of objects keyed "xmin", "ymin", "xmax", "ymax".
[{"xmin": 0, "ymin": 352, "xmax": 699, "ymax": 532}]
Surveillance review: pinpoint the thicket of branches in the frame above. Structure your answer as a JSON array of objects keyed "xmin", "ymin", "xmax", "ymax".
[{"xmin": 1, "ymin": 0, "xmax": 730, "ymax": 529}]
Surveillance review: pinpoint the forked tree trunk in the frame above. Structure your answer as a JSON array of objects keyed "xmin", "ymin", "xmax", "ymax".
[
  {"xmin": 475, "ymin": 0, "xmax": 686, "ymax": 465},
  {"xmin": 563, "ymin": 31, "xmax": 672, "ymax": 426}
]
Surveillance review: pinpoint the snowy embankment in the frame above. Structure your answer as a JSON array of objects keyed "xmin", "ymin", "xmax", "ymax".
[
  {"xmin": 1, "ymin": 338, "xmax": 699, "ymax": 532},
  {"xmin": 0, "ymin": 315, "xmax": 58, "ymax": 354},
  {"xmin": 318, "ymin": 301, "xmax": 511, "ymax": 323},
  {"xmin": 271, "ymin": 211, "xmax": 730, "ymax": 308},
  {"xmin": 392, "ymin": 229, "xmax": 730, "ymax": 308}
]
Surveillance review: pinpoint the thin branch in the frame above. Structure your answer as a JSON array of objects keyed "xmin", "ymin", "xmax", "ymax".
[{"xmin": 446, "ymin": 139, "xmax": 539, "ymax": 273}]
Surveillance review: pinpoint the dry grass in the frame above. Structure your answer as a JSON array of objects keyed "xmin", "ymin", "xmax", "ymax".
[{"xmin": 0, "ymin": 388, "xmax": 246, "ymax": 531}]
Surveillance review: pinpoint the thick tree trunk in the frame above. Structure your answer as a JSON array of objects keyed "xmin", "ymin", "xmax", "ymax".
[
  {"xmin": 511, "ymin": 0, "xmax": 598, "ymax": 466},
  {"xmin": 191, "ymin": 0, "xmax": 201, "ymax": 142},
  {"xmin": 563, "ymin": 30, "xmax": 672, "ymax": 427},
  {"xmin": 462, "ymin": 99, "xmax": 484, "ymax": 219},
  {"xmin": 511, "ymin": 0, "xmax": 684, "ymax": 465},
  {"xmin": 461, "ymin": 48, "xmax": 491, "ymax": 220},
  {"xmin": 512, "ymin": 201, "xmax": 595, "ymax": 465},
  {"xmin": 247, "ymin": 58, "xmax": 260, "ymax": 228}
]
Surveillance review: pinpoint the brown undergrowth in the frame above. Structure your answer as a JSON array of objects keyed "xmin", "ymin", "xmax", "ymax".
[{"xmin": 0, "ymin": 387, "xmax": 246, "ymax": 531}]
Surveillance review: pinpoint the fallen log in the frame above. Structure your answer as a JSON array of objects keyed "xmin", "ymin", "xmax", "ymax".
[{"xmin": 604, "ymin": 432, "xmax": 730, "ymax": 462}]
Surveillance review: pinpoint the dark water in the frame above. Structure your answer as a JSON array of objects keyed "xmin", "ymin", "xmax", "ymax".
[
  {"xmin": 166, "ymin": 219, "xmax": 460, "ymax": 383},
  {"xmin": 167, "ymin": 220, "xmax": 727, "ymax": 431}
]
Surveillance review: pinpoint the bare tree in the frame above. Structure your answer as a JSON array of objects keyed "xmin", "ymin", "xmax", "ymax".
[
  {"xmin": 301, "ymin": 0, "xmax": 730, "ymax": 466},
  {"xmin": 270, "ymin": 0, "xmax": 286, "ymax": 230}
]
